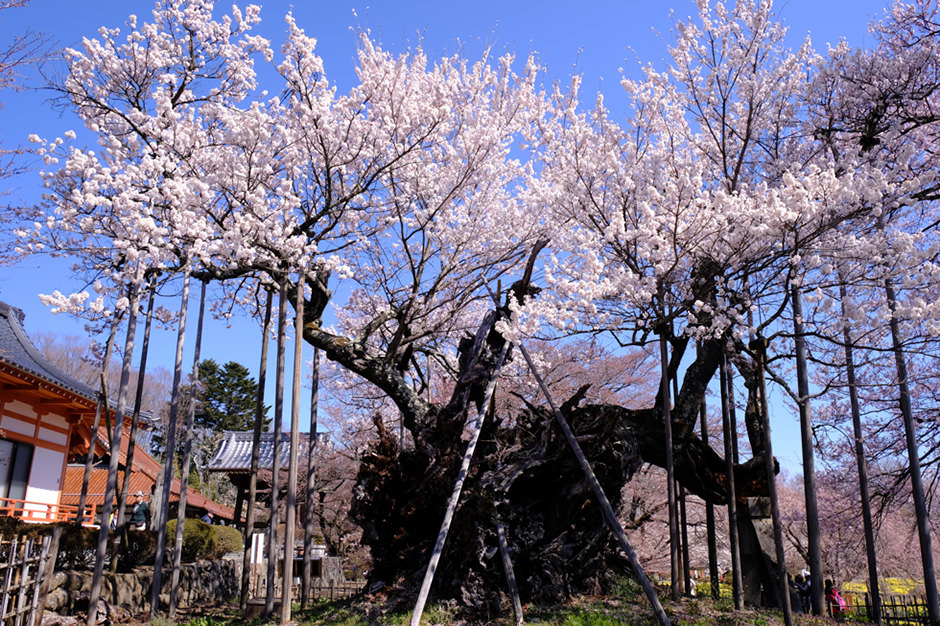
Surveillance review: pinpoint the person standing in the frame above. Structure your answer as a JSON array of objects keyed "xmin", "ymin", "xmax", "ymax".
[
  {"xmin": 129, "ymin": 491, "xmax": 150, "ymax": 530},
  {"xmin": 825, "ymin": 579, "xmax": 848, "ymax": 619}
]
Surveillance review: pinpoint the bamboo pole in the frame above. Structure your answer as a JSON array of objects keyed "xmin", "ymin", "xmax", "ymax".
[
  {"xmin": 33, "ymin": 526, "xmax": 61, "ymax": 626},
  {"xmin": 265, "ymin": 276, "xmax": 288, "ymax": 618},
  {"xmin": 791, "ymin": 283, "xmax": 824, "ymax": 615},
  {"xmin": 150, "ymin": 271, "xmax": 191, "ymax": 618},
  {"xmin": 410, "ymin": 341, "xmax": 510, "ymax": 626},
  {"xmin": 280, "ymin": 270, "xmax": 305, "ymax": 624},
  {"xmin": 111, "ymin": 276, "xmax": 157, "ymax": 573},
  {"xmin": 241, "ymin": 289, "xmax": 273, "ymax": 611},
  {"xmin": 497, "ymin": 523, "xmax": 524, "ymax": 626},
  {"xmin": 719, "ymin": 349, "xmax": 744, "ymax": 610},
  {"xmin": 658, "ymin": 328, "xmax": 680, "ymax": 602},
  {"xmin": 884, "ymin": 276, "xmax": 939, "ymax": 624},
  {"xmin": 75, "ymin": 313, "xmax": 121, "ymax": 526},
  {"xmin": 301, "ymin": 346, "xmax": 320, "ymax": 609},
  {"xmin": 754, "ymin": 339, "xmax": 793, "ymax": 626},
  {"xmin": 87, "ymin": 282, "xmax": 141, "ymax": 626},
  {"xmin": 518, "ymin": 342, "xmax": 671, "ymax": 626},
  {"xmin": 168, "ymin": 279, "xmax": 207, "ymax": 618},
  {"xmin": 838, "ymin": 281, "xmax": 881, "ymax": 623}
]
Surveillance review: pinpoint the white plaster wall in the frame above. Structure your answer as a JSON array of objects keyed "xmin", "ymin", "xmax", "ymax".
[
  {"xmin": 0, "ymin": 415, "xmax": 34, "ymax": 438},
  {"xmin": 3, "ymin": 399, "xmax": 36, "ymax": 421},
  {"xmin": 43, "ymin": 413, "xmax": 69, "ymax": 431},
  {"xmin": 24, "ymin": 446, "xmax": 63, "ymax": 513},
  {"xmin": 37, "ymin": 427, "xmax": 67, "ymax": 447}
]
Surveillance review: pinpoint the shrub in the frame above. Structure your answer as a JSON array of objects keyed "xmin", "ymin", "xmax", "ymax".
[
  {"xmin": 119, "ymin": 529, "xmax": 158, "ymax": 570},
  {"xmin": 165, "ymin": 518, "xmax": 217, "ymax": 562},
  {"xmin": 0, "ymin": 515, "xmax": 27, "ymax": 538},
  {"xmin": 53, "ymin": 523, "xmax": 99, "ymax": 570},
  {"xmin": 212, "ymin": 525, "xmax": 243, "ymax": 556}
]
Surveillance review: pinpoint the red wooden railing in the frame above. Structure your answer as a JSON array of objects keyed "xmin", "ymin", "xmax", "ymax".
[{"xmin": 0, "ymin": 497, "xmax": 97, "ymax": 526}]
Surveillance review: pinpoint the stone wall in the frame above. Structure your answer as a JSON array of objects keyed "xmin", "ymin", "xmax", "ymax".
[{"xmin": 44, "ymin": 558, "xmax": 241, "ymax": 616}]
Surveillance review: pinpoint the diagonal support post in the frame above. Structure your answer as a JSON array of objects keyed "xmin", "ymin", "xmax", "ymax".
[
  {"xmin": 410, "ymin": 341, "xmax": 510, "ymax": 626},
  {"xmin": 517, "ymin": 342, "xmax": 670, "ymax": 626}
]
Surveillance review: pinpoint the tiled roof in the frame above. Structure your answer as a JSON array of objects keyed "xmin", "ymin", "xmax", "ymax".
[
  {"xmin": 0, "ymin": 300, "xmax": 232, "ymax": 519},
  {"xmin": 60, "ymin": 464, "xmax": 155, "ymax": 499},
  {"xmin": 0, "ymin": 301, "xmax": 154, "ymax": 432},
  {"xmin": 61, "ymin": 465, "xmax": 235, "ymax": 519},
  {"xmin": 0, "ymin": 301, "xmax": 98, "ymax": 401},
  {"xmin": 61, "ymin": 427, "xmax": 237, "ymax": 519},
  {"xmin": 207, "ymin": 430, "xmax": 329, "ymax": 472}
]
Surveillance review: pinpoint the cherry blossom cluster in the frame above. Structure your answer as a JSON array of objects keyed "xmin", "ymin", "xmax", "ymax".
[{"xmin": 18, "ymin": 0, "xmax": 940, "ymax": 422}]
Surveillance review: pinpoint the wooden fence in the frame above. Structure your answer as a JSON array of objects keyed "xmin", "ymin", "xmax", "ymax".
[
  {"xmin": 0, "ymin": 529, "xmax": 61, "ymax": 626},
  {"xmin": 295, "ymin": 580, "xmax": 366, "ymax": 602},
  {"xmin": 248, "ymin": 567, "xmax": 365, "ymax": 604},
  {"xmin": 846, "ymin": 593, "xmax": 931, "ymax": 624}
]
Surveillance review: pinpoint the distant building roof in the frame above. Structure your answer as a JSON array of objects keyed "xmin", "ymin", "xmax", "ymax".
[
  {"xmin": 61, "ymin": 464, "xmax": 235, "ymax": 519},
  {"xmin": 207, "ymin": 430, "xmax": 331, "ymax": 473},
  {"xmin": 0, "ymin": 301, "xmax": 98, "ymax": 401}
]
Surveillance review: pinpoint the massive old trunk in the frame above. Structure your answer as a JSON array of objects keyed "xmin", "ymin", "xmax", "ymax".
[
  {"xmin": 351, "ymin": 399, "xmax": 643, "ymax": 609},
  {"xmin": 351, "ymin": 392, "xmax": 770, "ymax": 612},
  {"xmin": 299, "ymin": 257, "xmax": 772, "ymax": 611},
  {"xmin": 347, "ymin": 298, "xmax": 770, "ymax": 613}
]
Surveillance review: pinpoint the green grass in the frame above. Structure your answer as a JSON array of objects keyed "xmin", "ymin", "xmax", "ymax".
[{"xmin": 163, "ymin": 583, "xmax": 851, "ymax": 626}]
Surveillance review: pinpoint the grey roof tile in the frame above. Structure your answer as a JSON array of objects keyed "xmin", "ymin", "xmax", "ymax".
[
  {"xmin": 0, "ymin": 301, "xmax": 155, "ymax": 432},
  {"xmin": 207, "ymin": 430, "xmax": 330, "ymax": 471},
  {"xmin": 0, "ymin": 301, "xmax": 98, "ymax": 401}
]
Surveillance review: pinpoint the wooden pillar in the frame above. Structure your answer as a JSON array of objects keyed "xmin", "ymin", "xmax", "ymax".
[
  {"xmin": 240, "ymin": 290, "xmax": 273, "ymax": 611},
  {"xmin": 233, "ymin": 484, "xmax": 246, "ymax": 528}
]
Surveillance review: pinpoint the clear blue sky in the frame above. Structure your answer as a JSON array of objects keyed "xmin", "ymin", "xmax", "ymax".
[{"xmin": 0, "ymin": 0, "xmax": 890, "ymax": 464}]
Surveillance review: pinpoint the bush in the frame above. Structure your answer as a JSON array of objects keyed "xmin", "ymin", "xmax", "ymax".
[
  {"xmin": 0, "ymin": 515, "xmax": 27, "ymax": 538},
  {"xmin": 0, "ymin": 518, "xmax": 100, "ymax": 570},
  {"xmin": 119, "ymin": 529, "xmax": 158, "ymax": 570},
  {"xmin": 165, "ymin": 518, "xmax": 217, "ymax": 563},
  {"xmin": 54, "ymin": 523, "xmax": 99, "ymax": 570},
  {"xmin": 212, "ymin": 525, "xmax": 243, "ymax": 556}
]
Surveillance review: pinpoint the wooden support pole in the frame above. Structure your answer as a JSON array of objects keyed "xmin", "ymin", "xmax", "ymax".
[
  {"xmin": 755, "ymin": 339, "xmax": 793, "ymax": 626},
  {"xmin": 265, "ymin": 276, "xmax": 288, "ymax": 618},
  {"xmin": 497, "ymin": 523, "xmax": 524, "ymax": 626},
  {"xmin": 280, "ymin": 269, "xmax": 305, "ymax": 625},
  {"xmin": 241, "ymin": 289, "xmax": 273, "ymax": 611},
  {"xmin": 838, "ymin": 281, "xmax": 881, "ymax": 623},
  {"xmin": 679, "ymin": 485, "xmax": 691, "ymax": 595},
  {"xmin": 658, "ymin": 326, "xmax": 680, "ymax": 602},
  {"xmin": 112, "ymin": 276, "xmax": 157, "ymax": 573},
  {"xmin": 792, "ymin": 284, "xmax": 824, "ymax": 614},
  {"xmin": 169, "ymin": 279, "xmax": 207, "ymax": 618},
  {"xmin": 76, "ymin": 313, "xmax": 121, "ymax": 526},
  {"xmin": 695, "ymin": 350, "xmax": 719, "ymax": 601},
  {"xmin": 87, "ymin": 282, "xmax": 141, "ymax": 626},
  {"xmin": 150, "ymin": 271, "xmax": 191, "ymax": 619},
  {"xmin": 518, "ymin": 343, "xmax": 670, "ymax": 626},
  {"xmin": 410, "ymin": 342, "xmax": 510, "ymax": 626},
  {"xmin": 884, "ymin": 275, "xmax": 939, "ymax": 625},
  {"xmin": 720, "ymin": 349, "xmax": 743, "ymax": 609},
  {"xmin": 302, "ymin": 346, "xmax": 320, "ymax": 609}
]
